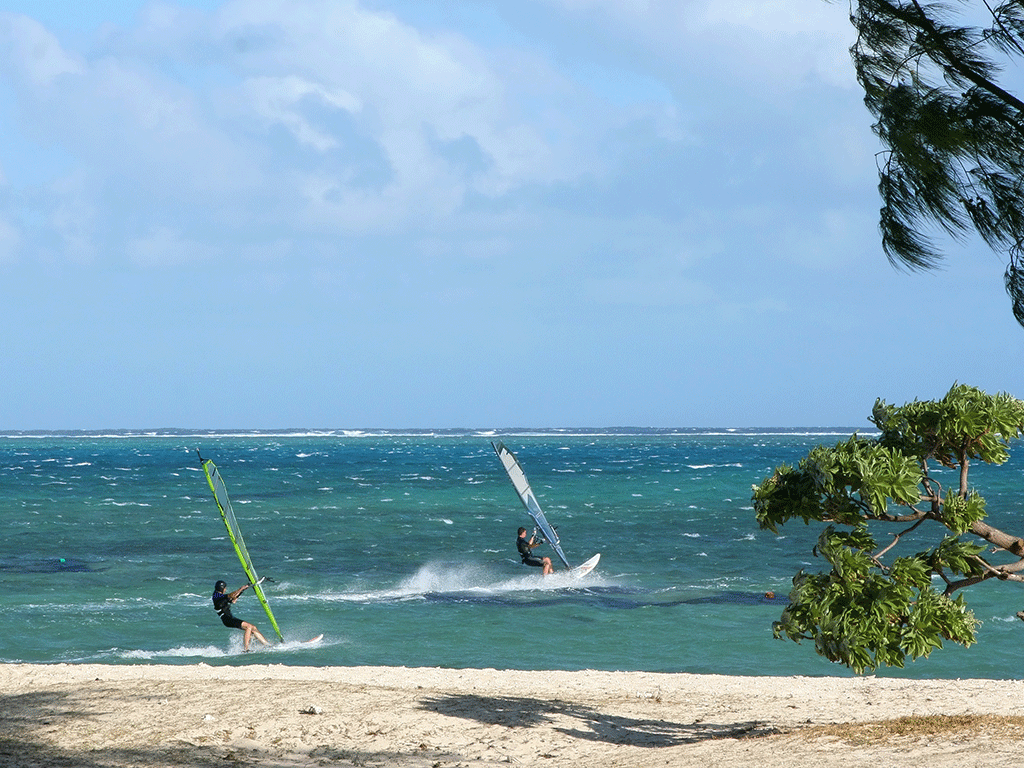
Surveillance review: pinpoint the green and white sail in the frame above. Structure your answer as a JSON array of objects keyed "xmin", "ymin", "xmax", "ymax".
[{"xmin": 201, "ymin": 456, "xmax": 284, "ymax": 641}]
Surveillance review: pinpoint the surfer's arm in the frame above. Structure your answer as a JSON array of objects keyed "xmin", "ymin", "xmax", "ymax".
[{"xmin": 227, "ymin": 584, "xmax": 249, "ymax": 602}]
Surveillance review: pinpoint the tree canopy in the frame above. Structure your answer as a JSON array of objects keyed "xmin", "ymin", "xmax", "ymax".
[
  {"xmin": 752, "ymin": 383, "xmax": 1024, "ymax": 673},
  {"xmin": 844, "ymin": 1, "xmax": 1024, "ymax": 325}
]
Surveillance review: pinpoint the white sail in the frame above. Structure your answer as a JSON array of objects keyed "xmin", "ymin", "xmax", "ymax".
[{"xmin": 492, "ymin": 441, "xmax": 572, "ymax": 570}]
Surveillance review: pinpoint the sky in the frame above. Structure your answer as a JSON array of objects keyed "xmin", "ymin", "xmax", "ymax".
[{"xmin": 0, "ymin": 0, "xmax": 1021, "ymax": 430}]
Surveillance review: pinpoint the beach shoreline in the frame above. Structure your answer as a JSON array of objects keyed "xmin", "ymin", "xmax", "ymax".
[{"xmin": 2, "ymin": 663, "xmax": 1023, "ymax": 767}]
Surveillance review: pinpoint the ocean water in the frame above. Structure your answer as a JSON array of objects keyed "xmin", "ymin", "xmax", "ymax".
[{"xmin": 3, "ymin": 429, "xmax": 1024, "ymax": 679}]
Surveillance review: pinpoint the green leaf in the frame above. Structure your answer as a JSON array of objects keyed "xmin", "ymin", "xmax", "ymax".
[
  {"xmin": 753, "ymin": 384, "xmax": 1012, "ymax": 673},
  {"xmin": 939, "ymin": 490, "xmax": 987, "ymax": 534},
  {"xmin": 919, "ymin": 536, "xmax": 987, "ymax": 577}
]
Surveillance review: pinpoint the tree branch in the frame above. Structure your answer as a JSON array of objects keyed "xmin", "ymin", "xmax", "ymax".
[
  {"xmin": 945, "ymin": 559, "xmax": 1024, "ymax": 595},
  {"xmin": 874, "ymin": 516, "xmax": 928, "ymax": 562},
  {"xmin": 970, "ymin": 518, "xmax": 1024, "ymax": 556},
  {"xmin": 982, "ymin": 0, "xmax": 1024, "ymax": 56},
  {"xmin": 893, "ymin": 0, "xmax": 1024, "ymax": 114}
]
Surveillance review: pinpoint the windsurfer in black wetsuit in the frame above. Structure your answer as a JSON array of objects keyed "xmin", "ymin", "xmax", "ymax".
[
  {"xmin": 516, "ymin": 527, "xmax": 554, "ymax": 575},
  {"xmin": 211, "ymin": 580, "xmax": 270, "ymax": 651}
]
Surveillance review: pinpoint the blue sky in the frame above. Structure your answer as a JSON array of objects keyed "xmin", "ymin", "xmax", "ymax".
[{"xmin": 0, "ymin": 0, "xmax": 1020, "ymax": 430}]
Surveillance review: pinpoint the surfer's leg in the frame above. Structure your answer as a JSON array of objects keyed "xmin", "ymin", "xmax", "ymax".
[
  {"xmin": 242, "ymin": 621, "xmax": 270, "ymax": 646},
  {"xmin": 241, "ymin": 621, "xmax": 269, "ymax": 650},
  {"xmin": 542, "ymin": 557, "xmax": 553, "ymax": 575}
]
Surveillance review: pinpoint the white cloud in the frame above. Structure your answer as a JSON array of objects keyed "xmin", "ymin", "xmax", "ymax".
[
  {"xmin": 1, "ymin": 21, "xmax": 259, "ymax": 202},
  {"xmin": 696, "ymin": 0, "xmax": 856, "ymax": 90},
  {"xmin": 0, "ymin": 216, "xmax": 20, "ymax": 263},
  {"xmin": 0, "ymin": 0, "xmax": 601, "ymax": 238},
  {"xmin": 0, "ymin": 0, "xmax": 868, "ymax": 265},
  {"xmin": 211, "ymin": 0, "xmax": 609, "ymax": 230},
  {"xmin": 244, "ymin": 75, "xmax": 361, "ymax": 151},
  {"xmin": 0, "ymin": 13, "xmax": 84, "ymax": 86},
  {"xmin": 538, "ymin": 0, "xmax": 857, "ymax": 91},
  {"xmin": 234, "ymin": 0, "xmax": 578, "ymax": 185},
  {"xmin": 127, "ymin": 226, "xmax": 221, "ymax": 267}
]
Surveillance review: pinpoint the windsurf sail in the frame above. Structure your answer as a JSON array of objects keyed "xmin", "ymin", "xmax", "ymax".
[
  {"xmin": 492, "ymin": 441, "xmax": 572, "ymax": 570},
  {"xmin": 200, "ymin": 454, "xmax": 284, "ymax": 641}
]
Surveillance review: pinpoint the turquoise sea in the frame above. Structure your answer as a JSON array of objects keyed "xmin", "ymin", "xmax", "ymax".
[{"xmin": 3, "ymin": 429, "xmax": 1024, "ymax": 678}]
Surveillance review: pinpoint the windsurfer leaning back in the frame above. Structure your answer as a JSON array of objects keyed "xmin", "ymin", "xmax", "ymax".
[
  {"xmin": 211, "ymin": 580, "xmax": 270, "ymax": 651},
  {"xmin": 516, "ymin": 527, "xmax": 554, "ymax": 575}
]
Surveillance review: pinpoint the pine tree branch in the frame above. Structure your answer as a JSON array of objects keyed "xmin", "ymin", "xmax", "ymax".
[{"xmin": 885, "ymin": 0, "xmax": 1024, "ymax": 115}]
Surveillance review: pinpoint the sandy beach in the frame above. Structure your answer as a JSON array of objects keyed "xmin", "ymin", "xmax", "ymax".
[{"xmin": 2, "ymin": 664, "xmax": 1023, "ymax": 767}]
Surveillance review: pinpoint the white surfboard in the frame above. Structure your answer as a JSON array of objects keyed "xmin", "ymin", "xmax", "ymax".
[{"xmin": 572, "ymin": 553, "xmax": 600, "ymax": 578}]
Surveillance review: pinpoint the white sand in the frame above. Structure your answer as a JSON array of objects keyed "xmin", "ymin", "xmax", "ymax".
[{"xmin": 1, "ymin": 664, "xmax": 1023, "ymax": 767}]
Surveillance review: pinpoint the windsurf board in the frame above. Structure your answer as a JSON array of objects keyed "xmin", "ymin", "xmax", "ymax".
[{"xmin": 572, "ymin": 553, "xmax": 600, "ymax": 578}]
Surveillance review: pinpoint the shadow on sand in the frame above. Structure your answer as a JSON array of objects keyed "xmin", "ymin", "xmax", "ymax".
[
  {"xmin": 0, "ymin": 689, "xmax": 210, "ymax": 768},
  {"xmin": 419, "ymin": 692, "xmax": 780, "ymax": 747},
  {"xmin": 0, "ymin": 688, "xmax": 415, "ymax": 768}
]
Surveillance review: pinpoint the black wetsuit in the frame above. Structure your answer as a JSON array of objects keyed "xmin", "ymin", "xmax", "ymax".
[
  {"xmin": 517, "ymin": 536, "xmax": 545, "ymax": 568},
  {"xmin": 212, "ymin": 591, "xmax": 244, "ymax": 629}
]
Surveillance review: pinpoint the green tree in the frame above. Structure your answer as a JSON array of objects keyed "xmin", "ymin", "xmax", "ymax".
[
  {"xmin": 844, "ymin": 1, "xmax": 1024, "ymax": 324},
  {"xmin": 753, "ymin": 384, "xmax": 1024, "ymax": 673}
]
